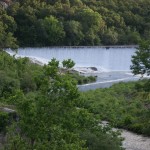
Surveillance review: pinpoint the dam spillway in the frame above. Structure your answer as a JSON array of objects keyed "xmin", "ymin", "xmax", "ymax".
[
  {"xmin": 6, "ymin": 46, "xmax": 147, "ymax": 90},
  {"xmin": 9, "ymin": 47, "xmax": 136, "ymax": 71}
]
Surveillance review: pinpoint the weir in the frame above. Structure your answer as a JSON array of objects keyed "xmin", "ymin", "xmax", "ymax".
[
  {"xmin": 8, "ymin": 47, "xmax": 136, "ymax": 71},
  {"xmin": 35, "ymin": 45, "xmax": 138, "ymax": 49}
]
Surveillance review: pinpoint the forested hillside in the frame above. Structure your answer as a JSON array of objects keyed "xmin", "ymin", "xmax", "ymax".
[{"xmin": 0, "ymin": 0, "xmax": 150, "ymax": 46}]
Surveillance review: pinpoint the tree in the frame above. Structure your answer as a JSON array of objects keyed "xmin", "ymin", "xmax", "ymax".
[
  {"xmin": 76, "ymin": 8, "xmax": 105, "ymax": 45},
  {"xmin": 131, "ymin": 40, "xmax": 150, "ymax": 76},
  {"xmin": 37, "ymin": 16, "xmax": 65, "ymax": 46},
  {"xmin": 0, "ymin": 21, "xmax": 18, "ymax": 49},
  {"xmin": 64, "ymin": 20, "xmax": 84, "ymax": 46},
  {"xmin": 62, "ymin": 59, "xmax": 75, "ymax": 69},
  {"xmin": 101, "ymin": 27, "xmax": 118, "ymax": 45},
  {"xmin": 4, "ymin": 59, "xmax": 123, "ymax": 150},
  {"xmin": 131, "ymin": 40, "xmax": 150, "ymax": 93}
]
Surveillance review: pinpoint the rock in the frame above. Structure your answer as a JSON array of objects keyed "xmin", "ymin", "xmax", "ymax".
[
  {"xmin": 90, "ymin": 67, "xmax": 98, "ymax": 71},
  {"xmin": 0, "ymin": 107, "xmax": 15, "ymax": 113},
  {"xmin": 0, "ymin": 107, "xmax": 17, "ymax": 121}
]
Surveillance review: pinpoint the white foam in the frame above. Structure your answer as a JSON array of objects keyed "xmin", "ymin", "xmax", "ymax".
[
  {"xmin": 6, "ymin": 50, "xmax": 49, "ymax": 65},
  {"xmin": 125, "ymin": 72, "xmax": 150, "ymax": 78},
  {"xmin": 73, "ymin": 66, "xmax": 109, "ymax": 74}
]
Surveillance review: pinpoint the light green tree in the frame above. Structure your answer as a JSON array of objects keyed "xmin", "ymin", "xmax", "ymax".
[
  {"xmin": 39, "ymin": 16, "xmax": 65, "ymax": 45},
  {"xmin": 62, "ymin": 59, "xmax": 75, "ymax": 69}
]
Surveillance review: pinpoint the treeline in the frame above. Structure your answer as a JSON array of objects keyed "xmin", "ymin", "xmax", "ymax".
[{"xmin": 0, "ymin": 0, "xmax": 150, "ymax": 47}]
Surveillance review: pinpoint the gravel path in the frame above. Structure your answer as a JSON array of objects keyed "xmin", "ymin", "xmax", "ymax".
[{"xmin": 121, "ymin": 129, "xmax": 150, "ymax": 150}]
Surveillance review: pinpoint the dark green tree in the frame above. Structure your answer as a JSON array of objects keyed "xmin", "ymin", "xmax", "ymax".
[
  {"xmin": 131, "ymin": 40, "xmax": 150, "ymax": 76},
  {"xmin": 0, "ymin": 21, "xmax": 18, "ymax": 49},
  {"xmin": 64, "ymin": 20, "xmax": 84, "ymax": 46},
  {"xmin": 131, "ymin": 40, "xmax": 150, "ymax": 93},
  {"xmin": 62, "ymin": 59, "xmax": 75, "ymax": 69},
  {"xmin": 38, "ymin": 16, "xmax": 65, "ymax": 46}
]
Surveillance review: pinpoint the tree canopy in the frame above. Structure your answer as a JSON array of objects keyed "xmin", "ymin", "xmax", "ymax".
[
  {"xmin": 0, "ymin": 0, "xmax": 150, "ymax": 46},
  {"xmin": 131, "ymin": 40, "xmax": 150, "ymax": 76},
  {"xmin": 130, "ymin": 40, "xmax": 150, "ymax": 93},
  {"xmin": 0, "ymin": 9, "xmax": 18, "ymax": 49}
]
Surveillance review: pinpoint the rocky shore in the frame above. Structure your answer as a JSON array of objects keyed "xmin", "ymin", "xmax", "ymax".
[{"xmin": 121, "ymin": 129, "xmax": 150, "ymax": 150}]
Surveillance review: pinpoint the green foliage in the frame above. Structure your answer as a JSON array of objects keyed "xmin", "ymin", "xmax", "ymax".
[
  {"xmin": 0, "ymin": 53, "xmax": 123, "ymax": 149},
  {"xmin": 71, "ymin": 73, "xmax": 96, "ymax": 85},
  {"xmin": 64, "ymin": 20, "xmax": 84, "ymax": 45},
  {"xmin": 101, "ymin": 27, "xmax": 118, "ymax": 45},
  {"xmin": 0, "ymin": 7, "xmax": 18, "ymax": 49},
  {"xmin": 81, "ymin": 80, "xmax": 150, "ymax": 136},
  {"xmin": 131, "ymin": 40, "xmax": 150, "ymax": 76},
  {"xmin": 0, "ymin": 111, "xmax": 9, "ymax": 132},
  {"xmin": 1, "ymin": 0, "xmax": 149, "ymax": 46},
  {"xmin": 38, "ymin": 16, "xmax": 65, "ymax": 45},
  {"xmin": 0, "ymin": 51, "xmax": 43, "ymax": 96},
  {"xmin": 0, "ymin": 21, "xmax": 18, "ymax": 49},
  {"xmin": 62, "ymin": 59, "xmax": 75, "ymax": 69},
  {"xmin": 130, "ymin": 40, "xmax": 150, "ymax": 100}
]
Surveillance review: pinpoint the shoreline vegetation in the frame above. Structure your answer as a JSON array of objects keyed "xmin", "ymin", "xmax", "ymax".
[{"xmin": 81, "ymin": 79, "xmax": 150, "ymax": 136}]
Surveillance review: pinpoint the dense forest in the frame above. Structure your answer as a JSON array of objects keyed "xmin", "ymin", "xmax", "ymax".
[{"xmin": 0, "ymin": 0, "xmax": 150, "ymax": 47}]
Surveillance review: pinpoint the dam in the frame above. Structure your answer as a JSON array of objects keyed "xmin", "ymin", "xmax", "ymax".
[
  {"xmin": 8, "ymin": 46, "xmax": 136, "ymax": 71},
  {"xmin": 7, "ymin": 46, "xmax": 144, "ymax": 90}
]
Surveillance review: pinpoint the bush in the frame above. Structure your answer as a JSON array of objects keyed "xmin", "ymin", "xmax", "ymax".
[
  {"xmin": 0, "ymin": 72, "xmax": 20, "ymax": 98},
  {"xmin": 81, "ymin": 80, "xmax": 150, "ymax": 136},
  {"xmin": 0, "ymin": 111, "xmax": 9, "ymax": 132}
]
